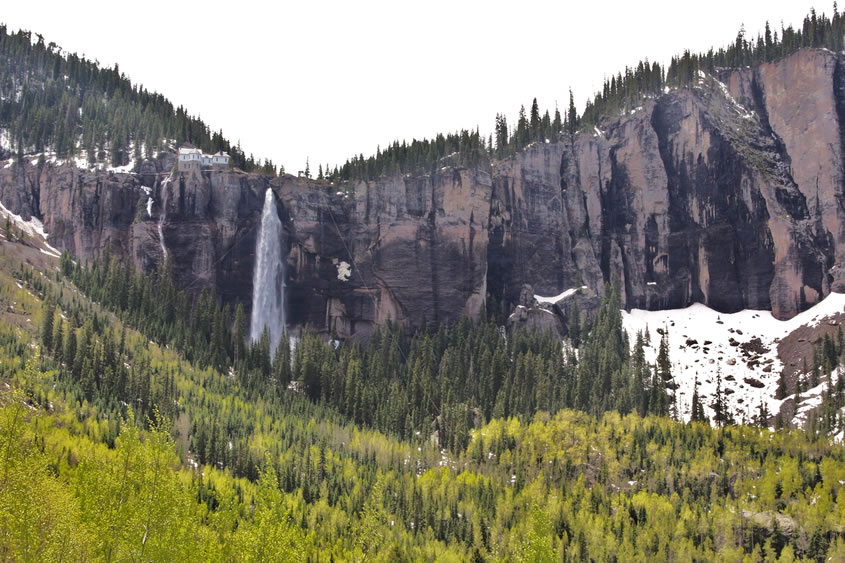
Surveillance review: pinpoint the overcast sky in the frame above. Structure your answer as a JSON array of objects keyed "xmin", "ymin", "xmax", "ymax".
[{"xmin": 4, "ymin": 1, "xmax": 826, "ymax": 172}]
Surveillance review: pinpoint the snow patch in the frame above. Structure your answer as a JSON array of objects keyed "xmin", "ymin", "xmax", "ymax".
[
  {"xmin": 0, "ymin": 200, "xmax": 62, "ymax": 256},
  {"xmin": 337, "ymin": 261, "xmax": 351, "ymax": 282},
  {"xmin": 793, "ymin": 378, "xmax": 832, "ymax": 423},
  {"xmin": 621, "ymin": 293, "xmax": 845, "ymax": 424},
  {"xmin": 711, "ymin": 75, "xmax": 754, "ymax": 119},
  {"xmin": 73, "ymin": 153, "xmax": 91, "ymax": 169},
  {"xmin": 106, "ymin": 159, "xmax": 136, "ymax": 174},
  {"xmin": 535, "ymin": 286, "xmax": 587, "ymax": 304}
]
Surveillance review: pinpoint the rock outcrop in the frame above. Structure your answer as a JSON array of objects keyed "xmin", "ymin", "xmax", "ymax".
[
  {"xmin": 507, "ymin": 284, "xmax": 600, "ymax": 338},
  {"xmin": 490, "ymin": 49, "xmax": 840, "ymax": 321},
  {"xmin": 1, "ymin": 48, "xmax": 844, "ymax": 337},
  {"xmin": 281, "ymin": 168, "xmax": 491, "ymax": 336}
]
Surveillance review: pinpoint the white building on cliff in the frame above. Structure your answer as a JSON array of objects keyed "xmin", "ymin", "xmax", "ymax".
[{"xmin": 178, "ymin": 144, "xmax": 230, "ymax": 172}]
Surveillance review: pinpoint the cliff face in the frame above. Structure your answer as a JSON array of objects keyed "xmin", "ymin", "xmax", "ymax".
[
  {"xmin": 0, "ymin": 48, "xmax": 843, "ymax": 335},
  {"xmin": 491, "ymin": 48, "xmax": 840, "ymax": 321},
  {"xmin": 0, "ymin": 152, "xmax": 491, "ymax": 338},
  {"xmin": 281, "ymin": 168, "xmax": 491, "ymax": 336}
]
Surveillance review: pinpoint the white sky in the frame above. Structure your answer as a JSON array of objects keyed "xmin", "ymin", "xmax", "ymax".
[{"xmin": 4, "ymin": 0, "xmax": 825, "ymax": 173}]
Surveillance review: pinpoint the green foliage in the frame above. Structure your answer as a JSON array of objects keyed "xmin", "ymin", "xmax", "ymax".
[
  {"xmin": 576, "ymin": 278, "xmax": 633, "ymax": 415},
  {"xmin": 2, "ymin": 269, "xmax": 845, "ymax": 560},
  {"xmin": 0, "ymin": 25, "xmax": 261, "ymax": 171},
  {"xmin": 0, "ymin": 384, "xmax": 91, "ymax": 560},
  {"xmin": 62, "ymin": 249, "xmax": 235, "ymax": 374},
  {"xmin": 581, "ymin": 7, "xmax": 845, "ymax": 128},
  {"xmin": 76, "ymin": 409, "xmax": 214, "ymax": 561},
  {"xmin": 229, "ymin": 458, "xmax": 304, "ymax": 562},
  {"xmin": 329, "ymin": 128, "xmax": 488, "ymax": 182},
  {"xmin": 0, "ymin": 146, "xmax": 843, "ymax": 559}
]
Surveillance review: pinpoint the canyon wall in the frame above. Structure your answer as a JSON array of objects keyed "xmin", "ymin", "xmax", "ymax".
[{"xmin": 0, "ymin": 48, "xmax": 842, "ymax": 336}]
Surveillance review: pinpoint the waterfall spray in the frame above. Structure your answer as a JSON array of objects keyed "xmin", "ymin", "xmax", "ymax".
[{"xmin": 249, "ymin": 188, "xmax": 285, "ymax": 355}]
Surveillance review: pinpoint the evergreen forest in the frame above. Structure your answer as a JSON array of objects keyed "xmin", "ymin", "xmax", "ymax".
[
  {"xmin": 1, "ymin": 6, "xmax": 845, "ymax": 561},
  {"xmin": 0, "ymin": 191, "xmax": 838, "ymax": 560}
]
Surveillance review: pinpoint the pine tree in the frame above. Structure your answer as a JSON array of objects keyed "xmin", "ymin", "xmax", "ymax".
[
  {"xmin": 776, "ymin": 369, "xmax": 787, "ymax": 399},
  {"xmin": 712, "ymin": 369, "xmax": 728, "ymax": 426},
  {"xmin": 568, "ymin": 299, "xmax": 581, "ymax": 347},
  {"xmin": 516, "ymin": 105, "xmax": 529, "ymax": 149},
  {"xmin": 656, "ymin": 331, "xmax": 673, "ymax": 398},
  {"xmin": 764, "ymin": 21, "xmax": 773, "ymax": 60},
  {"xmin": 541, "ymin": 110, "xmax": 551, "ymax": 141},
  {"xmin": 756, "ymin": 400, "xmax": 770, "ymax": 428},
  {"xmin": 690, "ymin": 377, "xmax": 706, "ymax": 422},
  {"xmin": 529, "ymin": 98, "xmax": 541, "ymax": 141},
  {"xmin": 567, "ymin": 89, "xmax": 578, "ymax": 135},
  {"xmin": 649, "ymin": 365, "xmax": 666, "ymax": 416},
  {"xmin": 494, "ymin": 114, "xmax": 509, "ymax": 158},
  {"xmin": 41, "ymin": 298, "xmax": 56, "ymax": 353},
  {"xmin": 52, "ymin": 318, "xmax": 64, "ymax": 364},
  {"xmin": 232, "ymin": 303, "xmax": 246, "ymax": 366},
  {"xmin": 631, "ymin": 331, "xmax": 648, "ymax": 415},
  {"xmin": 552, "ymin": 104, "xmax": 562, "ymax": 136}
]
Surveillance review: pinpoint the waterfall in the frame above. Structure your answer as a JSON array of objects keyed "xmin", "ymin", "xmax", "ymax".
[
  {"xmin": 249, "ymin": 188, "xmax": 286, "ymax": 355},
  {"xmin": 158, "ymin": 176, "xmax": 170, "ymax": 260}
]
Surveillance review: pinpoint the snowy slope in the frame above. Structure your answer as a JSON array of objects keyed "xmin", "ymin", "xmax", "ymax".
[
  {"xmin": 535, "ymin": 286, "xmax": 587, "ymax": 304},
  {"xmin": 0, "ymin": 200, "xmax": 62, "ymax": 258},
  {"xmin": 621, "ymin": 293, "xmax": 845, "ymax": 425}
]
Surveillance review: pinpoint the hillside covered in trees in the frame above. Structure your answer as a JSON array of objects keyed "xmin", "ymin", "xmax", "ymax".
[
  {"xmin": 324, "ymin": 6, "xmax": 845, "ymax": 182},
  {"xmin": 2, "ymin": 6, "xmax": 845, "ymax": 561},
  {"xmin": 3, "ymin": 7, "xmax": 843, "ymax": 182},
  {"xmin": 0, "ymin": 25, "xmax": 278, "ymax": 173},
  {"xmin": 0, "ymin": 188, "xmax": 838, "ymax": 559}
]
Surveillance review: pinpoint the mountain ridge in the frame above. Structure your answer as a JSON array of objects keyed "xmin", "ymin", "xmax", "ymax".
[{"xmin": 2, "ymin": 10, "xmax": 845, "ymax": 339}]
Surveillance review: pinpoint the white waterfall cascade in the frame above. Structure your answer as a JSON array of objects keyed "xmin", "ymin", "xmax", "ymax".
[
  {"xmin": 158, "ymin": 176, "xmax": 170, "ymax": 260},
  {"xmin": 249, "ymin": 188, "xmax": 286, "ymax": 355}
]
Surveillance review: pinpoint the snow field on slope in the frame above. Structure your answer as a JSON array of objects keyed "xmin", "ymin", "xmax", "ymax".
[
  {"xmin": 534, "ymin": 286, "xmax": 587, "ymax": 304},
  {"xmin": 0, "ymin": 200, "xmax": 61, "ymax": 258},
  {"xmin": 621, "ymin": 293, "xmax": 845, "ymax": 425}
]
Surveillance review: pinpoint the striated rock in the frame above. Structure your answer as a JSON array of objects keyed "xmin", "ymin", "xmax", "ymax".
[
  {"xmin": 554, "ymin": 286, "xmax": 601, "ymax": 333},
  {"xmin": 506, "ymin": 286, "xmax": 563, "ymax": 337},
  {"xmin": 507, "ymin": 284, "xmax": 600, "ymax": 338},
  {"xmin": 2, "ymin": 48, "xmax": 845, "ymax": 335},
  {"xmin": 741, "ymin": 510, "xmax": 803, "ymax": 540},
  {"xmin": 281, "ymin": 167, "xmax": 491, "ymax": 337},
  {"xmin": 489, "ymin": 50, "xmax": 841, "ymax": 320}
]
